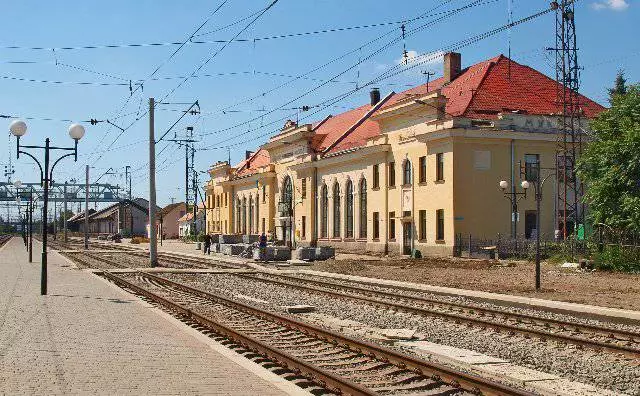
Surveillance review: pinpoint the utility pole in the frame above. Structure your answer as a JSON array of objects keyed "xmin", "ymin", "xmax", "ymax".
[
  {"xmin": 149, "ymin": 97, "xmax": 158, "ymax": 267},
  {"xmin": 125, "ymin": 165, "xmax": 132, "ymax": 200},
  {"xmin": 63, "ymin": 181, "xmax": 68, "ymax": 243},
  {"xmin": 84, "ymin": 165, "xmax": 89, "ymax": 249}
]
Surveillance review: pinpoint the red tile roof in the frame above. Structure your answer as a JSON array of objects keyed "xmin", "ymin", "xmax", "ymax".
[
  {"xmin": 233, "ymin": 54, "xmax": 606, "ymax": 166},
  {"xmin": 234, "ymin": 148, "xmax": 271, "ymax": 177}
]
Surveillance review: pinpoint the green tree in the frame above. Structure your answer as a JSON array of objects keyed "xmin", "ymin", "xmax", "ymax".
[
  {"xmin": 608, "ymin": 69, "xmax": 627, "ymax": 101},
  {"xmin": 577, "ymin": 85, "xmax": 640, "ymax": 232}
]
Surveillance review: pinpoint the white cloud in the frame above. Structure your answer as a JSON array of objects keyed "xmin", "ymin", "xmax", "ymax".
[{"xmin": 591, "ymin": 0, "xmax": 629, "ymax": 11}]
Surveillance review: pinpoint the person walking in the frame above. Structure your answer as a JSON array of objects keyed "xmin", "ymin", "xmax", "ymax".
[
  {"xmin": 203, "ymin": 233, "xmax": 212, "ymax": 255},
  {"xmin": 259, "ymin": 232, "xmax": 267, "ymax": 262}
]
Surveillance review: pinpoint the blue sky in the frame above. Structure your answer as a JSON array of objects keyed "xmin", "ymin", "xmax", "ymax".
[{"xmin": 0, "ymin": 0, "xmax": 637, "ymax": 211}]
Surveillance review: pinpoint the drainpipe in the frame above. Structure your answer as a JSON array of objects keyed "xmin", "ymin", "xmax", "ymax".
[
  {"xmin": 510, "ymin": 139, "xmax": 516, "ymax": 238},
  {"xmin": 384, "ymin": 157, "xmax": 389, "ymax": 255},
  {"xmin": 312, "ymin": 166, "xmax": 318, "ymax": 247}
]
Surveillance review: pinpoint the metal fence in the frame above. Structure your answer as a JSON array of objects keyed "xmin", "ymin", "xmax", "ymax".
[{"xmin": 453, "ymin": 233, "xmax": 586, "ymax": 260}]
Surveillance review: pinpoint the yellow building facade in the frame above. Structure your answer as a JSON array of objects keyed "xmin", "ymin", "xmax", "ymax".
[{"xmin": 206, "ymin": 52, "xmax": 603, "ymax": 256}]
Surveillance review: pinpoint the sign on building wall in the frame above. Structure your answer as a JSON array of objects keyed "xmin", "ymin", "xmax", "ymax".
[{"xmin": 474, "ymin": 150, "xmax": 491, "ymax": 170}]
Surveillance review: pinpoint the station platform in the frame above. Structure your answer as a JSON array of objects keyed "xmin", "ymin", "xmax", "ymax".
[{"xmin": 0, "ymin": 237, "xmax": 304, "ymax": 395}]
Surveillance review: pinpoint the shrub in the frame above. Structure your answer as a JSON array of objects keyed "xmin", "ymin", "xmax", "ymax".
[
  {"xmin": 593, "ymin": 245, "xmax": 640, "ymax": 273},
  {"xmin": 130, "ymin": 236, "xmax": 149, "ymax": 244}
]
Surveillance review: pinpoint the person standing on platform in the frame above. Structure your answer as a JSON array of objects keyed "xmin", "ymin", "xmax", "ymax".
[{"xmin": 203, "ymin": 234, "xmax": 212, "ymax": 255}]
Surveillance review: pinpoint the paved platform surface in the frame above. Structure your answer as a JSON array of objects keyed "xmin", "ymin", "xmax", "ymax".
[{"xmin": 0, "ymin": 237, "xmax": 301, "ymax": 395}]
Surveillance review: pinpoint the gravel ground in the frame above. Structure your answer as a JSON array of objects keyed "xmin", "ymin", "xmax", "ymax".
[
  {"xmin": 264, "ymin": 272, "xmax": 640, "ymax": 334},
  {"xmin": 307, "ymin": 257, "xmax": 640, "ymax": 311},
  {"xmin": 164, "ymin": 272, "xmax": 640, "ymax": 395}
]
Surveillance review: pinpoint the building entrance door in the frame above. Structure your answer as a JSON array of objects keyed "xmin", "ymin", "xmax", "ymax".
[
  {"xmin": 525, "ymin": 211, "xmax": 537, "ymax": 239},
  {"xmin": 402, "ymin": 222, "xmax": 412, "ymax": 255}
]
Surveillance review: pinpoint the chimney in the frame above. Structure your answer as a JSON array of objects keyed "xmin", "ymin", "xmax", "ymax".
[
  {"xmin": 444, "ymin": 52, "xmax": 462, "ymax": 83},
  {"xmin": 370, "ymin": 87, "xmax": 381, "ymax": 106},
  {"xmin": 245, "ymin": 150, "xmax": 253, "ymax": 160}
]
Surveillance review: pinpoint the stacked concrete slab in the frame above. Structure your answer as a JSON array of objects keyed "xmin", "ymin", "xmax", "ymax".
[
  {"xmin": 295, "ymin": 247, "xmax": 316, "ymax": 261},
  {"xmin": 315, "ymin": 246, "xmax": 335, "ymax": 260},
  {"xmin": 219, "ymin": 234, "xmax": 243, "ymax": 244}
]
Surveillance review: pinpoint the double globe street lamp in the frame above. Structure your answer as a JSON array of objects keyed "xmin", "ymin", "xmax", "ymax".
[{"xmin": 9, "ymin": 119, "xmax": 85, "ymax": 295}]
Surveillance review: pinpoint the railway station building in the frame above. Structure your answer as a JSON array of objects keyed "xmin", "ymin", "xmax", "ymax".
[{"xmin": 205, "ymin": 52, "xmax": 604, "ymax": 256}]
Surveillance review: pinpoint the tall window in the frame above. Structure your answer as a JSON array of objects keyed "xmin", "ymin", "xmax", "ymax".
[
  {"xmin": 301, "ymin": 178, "xmax": 307, "ymax": 199},
  {"xmin": 236, "ymin": 199, "xmax": 241, "ymax": 233},
  {"xmin": 242, "ymin": 197, "xmax": 247, "ymax": 234},
  {"xmin": 436, "ymin": 209, "xmax": 445, "ymax": 241},
  {"xmin": 248, "ymin": 196, "xmax": 254, "ymax": 234},
  {"xmin": 345, "ymin": 180, "xmax": 354, "ymax": 238},
  {"xmin": 403, "ymin": 160, "xmax": 412, "ymax": 185},
  {"xmin": 333, "ymin": 182, "xmax": 341, "ymax": 237},
  {"xmin": 436, "ymin": 153, "xmax": 444, "ymax": 181},
  {"xmin": 373, "ymin": 212, "xmax": 380, "ymax": 239},
  {"xmin": 419, "ymin": 210, "xmax": 427, "ymax": 240},
  {"xmin": 419, "ymin": 156, "xmax": 426, "ymax": 183},
  {"xmin": 525, "ymin": 154, "xmax": 540, "ymax": 182},
  {"xmin": 262, "ymin": 185, "xmax": 266, "ymax": 203},
  {"xmin": 321, "ymin": 184, "xmax": 328, "ymax": 238},
  {"xmin": 388, "ymin": 162, "xmax": 396, "ymax": 187},
  {"xmin": 359, "ymin": 179, "xmax": 367, "ymax": 238},
  {"xmin": 302, "ymin": 216, "xmax": 306, "ymax": 239},
  {"xmin": 389, "ymin": 211, "xmax": 396, "ymax": 240},
  {"xmin": 225, "ymin": 193, "xmax": 228, "ymax": 207},
  {"xmin": 373, "ymin": 164, "xmax": 380, "ymax": 188}
]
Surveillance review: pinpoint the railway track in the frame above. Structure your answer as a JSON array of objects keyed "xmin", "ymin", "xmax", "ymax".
[
  {"xmin": 237, "ymin": 272, "xmax": 640, "ymax": 359},
  {"xmin": 101, "ymin": 269, "xmax": 534, "ymax": 396},
  {"xmin": 0, "ymin": 235, "xmax": 13, "ymax": 248}
]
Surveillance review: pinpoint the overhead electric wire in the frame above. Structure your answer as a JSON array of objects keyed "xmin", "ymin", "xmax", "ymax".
[
  {"xmin": 199, "ymin": 0, "xmax": 487, "ymax": 138},
  {"xmin": 85, "ymin": 0, "xmax": 278, "ymax": 176},
  {"xmin": 199, "ymin": 1, "xmax": 555, "ymax": 151},
  {"xmin": 0, "ymin": 5, "xmax": 504, "ymax": 53},
  {"xmin": 75, "ymin": 1, "xmax": 230, "ymax": 173},
  {"xmin": 157, "ymin": 0, "xmax": 280, "ymax": 103}
]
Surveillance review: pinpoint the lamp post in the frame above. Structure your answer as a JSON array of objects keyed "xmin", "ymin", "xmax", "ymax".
[
  {"xmin": 517, "ymin": 161, "xmax": 555, "ymax": 291},
  {"xmin": 9, "ymin": 119, "xmax": 85, "ymax": 295},
  {"xmin": 498, "ymin": 179, "xmax": 528, "ymax": 239}
]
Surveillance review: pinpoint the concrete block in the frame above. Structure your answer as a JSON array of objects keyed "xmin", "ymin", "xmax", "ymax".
[
  {"xmin": 295, "ymin": 247, "xmax": 315, "ymax": 261},
  {"xmin": 242, "ymin": 235, "xmax": 259, "ymax": 244},
  {"xmin": 219, "ymin": 234, "xmax": 242, "ymax": 244},
  {"xmin": 287, "ymin": 259, "xmax": 312, "ymax": 266},
  {"xmin": 264, "ymin": 246, "xmax": 291, "ymax": 261},
  {"xmin": 314, "ymin": 246, "xmax": 335, "ymax": 260},
  {"xmin": 379, "ymin": 328, "xmax": 417, "ymax": 341},
  {"xmin": 285, "ymin": 305, "xmax": 315, "ymax": 313},
  {"xmin": 403, "ymin": 341, "xmax": 508, "ymax": 364}
]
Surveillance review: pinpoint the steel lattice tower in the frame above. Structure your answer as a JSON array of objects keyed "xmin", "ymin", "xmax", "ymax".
[{"xmin": 553, "ymin": 0, "xmax": 583, "ymax": 239}]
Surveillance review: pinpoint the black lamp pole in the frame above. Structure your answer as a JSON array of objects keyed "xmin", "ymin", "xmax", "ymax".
[
  {"xmin": 14, "ymin": 135, "xmax": 80, "ymax": 295},
  {"xmin": 28, "ymin": 187, "xmax": 33, "ymax": 263},
  {"xmin": 518, "ymin": 161, "xmax": 555, "ymax": 291}
]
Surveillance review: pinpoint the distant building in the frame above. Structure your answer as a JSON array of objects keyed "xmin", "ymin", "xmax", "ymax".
[
  {"xmin": 69, "ymin": 198, "xmax": 158, "ymax": 236},
  {"xmin": 178, "ymin": 205, "xmax": 205, "ymax": 237},
  {"xmin": 151, "ymin": 202, "xmax": 186, "ymax": 239}
]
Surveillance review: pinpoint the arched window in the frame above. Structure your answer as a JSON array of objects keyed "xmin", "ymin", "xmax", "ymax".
[
  {"xmin": 321, "ymin": 184, "xmax": 328, "ymax": 238},
  {"xmin": 359, "ymin": 179, "xmax": 367, "ymax": 238},
  {"xmin": 333, "ymin": 182, "xmax": 341, "ymax": 237},
  {"xmin": 248, "ymin": 195, "xmax": 254, "ymax": 234},
  {"xmin": 345, "ymin": 180, "xmax": 354, "ymax": 238},
  {"xmin": 236, "ymin": 198, "xmax": 241, "ymax": 233},
  {"xmin": 281, "ymin": 176, "xmax": 293, "ymax": 216},
  {"xmin": 403, "ymin": 160, "xmax": 412, "ymax": 185},
  {"xmin": 242, "ymin": 197, "xmax": 247, "ymax": 234}
]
